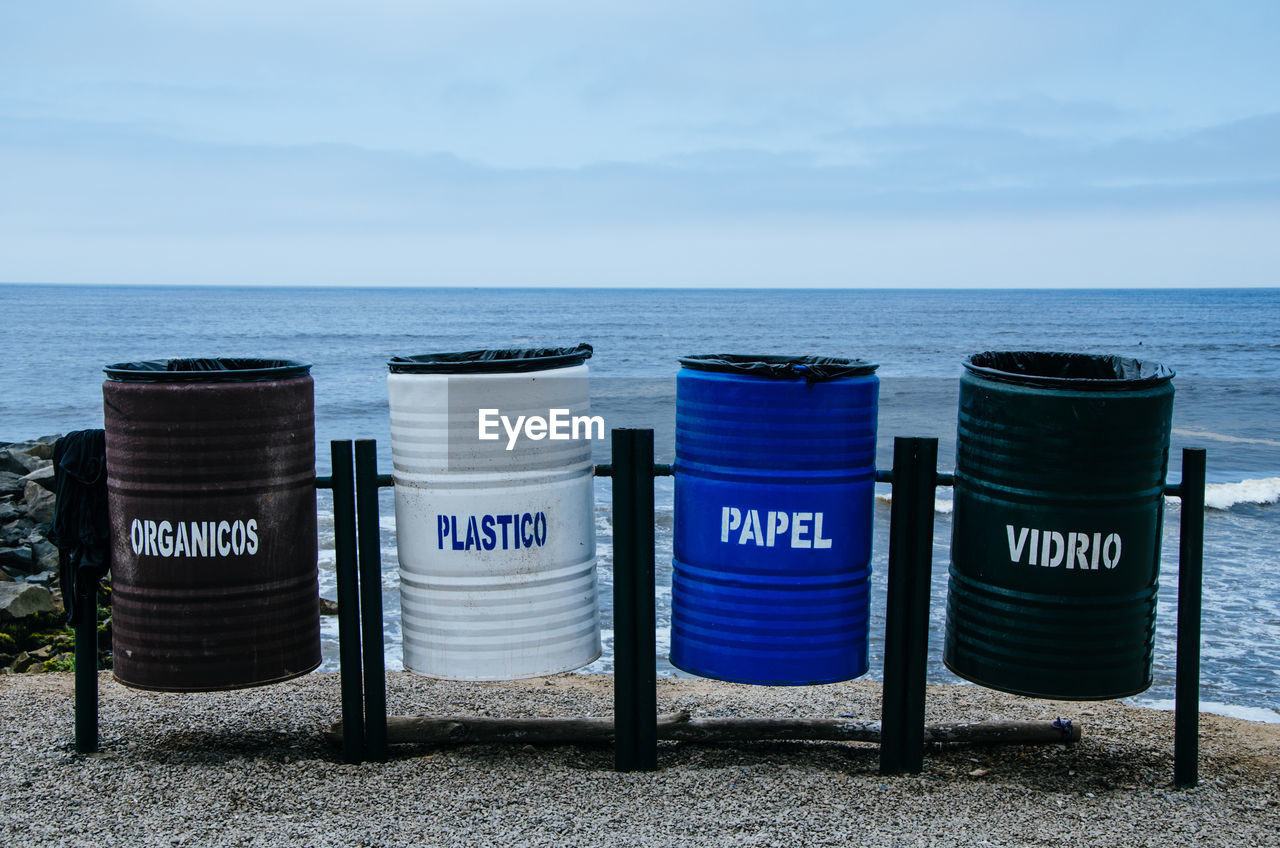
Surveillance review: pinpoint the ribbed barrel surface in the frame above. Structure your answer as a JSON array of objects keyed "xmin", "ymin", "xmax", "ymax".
[
  {"xmin": 104, "ymin": 362, "xmax": 320, "ymax": 692},
  {"xmin": 672, "ymin": 358, "xmax": 879, "ymax": 685},
  {"xmin": 389, "ymin": 351, "xmax": 600, "ymax": 681},
  {"xmin": 945, "ymin": 351, "xmax": 1174, "ymax": 700}
]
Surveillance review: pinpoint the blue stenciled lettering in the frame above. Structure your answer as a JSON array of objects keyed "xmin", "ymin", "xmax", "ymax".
[
  {"xmin": 436, "ymin": 512, "xmax": 550, "ymax": 551},
  {"xmin": 482, "ymin": 515, "xmax": 497, "ymax": 551}
]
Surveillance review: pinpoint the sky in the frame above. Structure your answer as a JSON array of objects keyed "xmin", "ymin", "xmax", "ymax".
[{"xmin": 2, "ymin": 1, "xmax": 1278, "ymax": 287}]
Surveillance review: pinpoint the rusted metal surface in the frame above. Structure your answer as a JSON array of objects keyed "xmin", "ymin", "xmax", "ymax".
[{"xmin": 104, "ymin": 361, "xmax": 320, "ymax": 691}]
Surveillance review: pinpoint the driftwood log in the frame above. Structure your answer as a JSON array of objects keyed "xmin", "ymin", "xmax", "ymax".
[{"xmin": 326, "ymin": 712, "xmax": 1080, "ymax": 747}]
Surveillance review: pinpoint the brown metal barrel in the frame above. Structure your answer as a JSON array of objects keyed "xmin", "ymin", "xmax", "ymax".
[{"xmin": 103, "ymin": 358, "xmax": 320, "ymax": 691}]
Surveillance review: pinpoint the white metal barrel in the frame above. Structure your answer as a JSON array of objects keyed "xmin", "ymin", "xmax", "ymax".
[{"xmin": 388, "ymin": 344, "xmax": 600, "ymax": 680}]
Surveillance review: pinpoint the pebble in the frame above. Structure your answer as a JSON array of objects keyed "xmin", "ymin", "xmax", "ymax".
[{"xmin": 1, "ymin": 673, "xmax": 1277, "ymax": 847}]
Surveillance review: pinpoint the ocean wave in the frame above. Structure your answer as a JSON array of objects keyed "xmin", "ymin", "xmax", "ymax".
[
  {"xmin": 871, "ymin": 479, "xmax": 1280, "ymax": 514},
  {"xmin": 1173, "ymin": 427, "xmax": 1280, "ymax": 448},
  {"xmin": 1202, "ymin": 477, "xmax": 1280, "ymax": 510},
  {"xmin": 875, "ymin": 493, "xmax": 954, "ymax": 514},
  {"xmin": 1132, "ymin": 698, "xmax": 1280, "ymax": 724}
]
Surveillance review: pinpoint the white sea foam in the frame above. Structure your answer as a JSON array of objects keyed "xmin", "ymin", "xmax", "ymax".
[
  {"xmin": 1133, "ymin": 698, "xmax": 1280, "ymax": 725},
  {"xmin": 1200, "ymin": 477, "xmax": 1280, "ymax": 510},
  {"xmin": 871, "ymin": 479, "xmax": 1279, "ymax": 512},
  {"xmin": 1173, "ymin": 427, "xmax": 1280, "ymax": 448},
  {"xmin": 875, "ymin": 493, "xmax": 954, "ymax": 514}
]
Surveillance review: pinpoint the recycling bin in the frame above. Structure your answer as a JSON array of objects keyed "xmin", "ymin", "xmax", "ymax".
[
  {"xmin": 104, "ymin": 358, "xmax": 320, "ymax": 691},
  {"xmin": 671, "ymin": 354, "xmax": 879, "ymax": 685},
  {"xmin": 388, "ymin": 344, "xmax": 601, "ymax": 680},
  {"xmin": 945, "ymin": 351, "xmax": 1175, "ymax": 700}
]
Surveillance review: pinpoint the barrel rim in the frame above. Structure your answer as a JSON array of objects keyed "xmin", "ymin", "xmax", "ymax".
[
  {"xmin": 678, "ymin": 354, "xmax": 878, "ymax": 381},
  {"xmin": 104, "ymin": 358, "xmax": 312, "ymax": 382},
  {"xmin": 964, "ymin": 351, "xmax": 1174, "ymax": 390},
  {"xmin": 388, "ymin": 343, "xmax": 593, "ymax": 374}
]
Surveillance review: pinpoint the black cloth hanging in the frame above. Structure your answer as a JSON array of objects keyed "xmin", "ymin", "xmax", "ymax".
[{"xmin": 49, "ymin": 430, "xmax": 110, "ymax": 623}]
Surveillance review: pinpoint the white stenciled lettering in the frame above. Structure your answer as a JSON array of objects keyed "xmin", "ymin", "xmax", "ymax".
[
  {"xmin": 129, "ymin": 517, "xmax": 261, "ymax": 558},
  {"xmin": 1006, "ymin": 525, "xmax": 1030, "ymax": 562},
  {"xmin": 157, "ymin": 521, "xmax": 174, "ymax": 557},
  {"xmin": 721, "ymin": 507, "xmax": 742, "ymax": 543},
  {"xmin": 191, "ymin": 521, "xmax": 209, "ymax": 557},
  {"xmin": 720, "ymin": 507, "xmax": 836, "ymax": 551},
  {"xmin": 766, "ymin": 511, "xmax": 789, "ymax": 547},
  {"xmin": 1103, "ymin": 533, "xmax": 1122, "ymax": 568},
  {"xmin": 791, "ymin": 512, "xmax": 813, "ymax": 549},
  {"xmin": 217, "ymin": 521, "xmax": 232, "ymax": 557},
  {"xmin": 1041, "ymin": 531, "xmax": 1065, "ymax": 568},
  {"xmin": 1006, "ymin": 524, "xmax": 1122, "ymax": 571},
  {"xmin": 145, "ymin": 520, "xmax": 159, "ymax": 556},
  {"xmin": 131, "ymin": 519, "xmax": 144, "ymax": 555},
  {"xmin": 813, "ymin": 513, "xmax": 833, "ymax": 549}
]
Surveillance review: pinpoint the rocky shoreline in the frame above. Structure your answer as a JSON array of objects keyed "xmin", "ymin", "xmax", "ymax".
[{"xmin": 0, "ymin": 436, "xmax": 107, "ymax": 675}]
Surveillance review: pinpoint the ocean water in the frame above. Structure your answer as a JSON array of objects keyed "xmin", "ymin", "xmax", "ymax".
[{"xmin": 3, "ymin": 284, "xmax": 1278, "ymax": 719}]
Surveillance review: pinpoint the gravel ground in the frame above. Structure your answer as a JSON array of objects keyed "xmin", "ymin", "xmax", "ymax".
[{"xmin": 2, "ymin": 671, "xmax": 1277, "ymax": 847}]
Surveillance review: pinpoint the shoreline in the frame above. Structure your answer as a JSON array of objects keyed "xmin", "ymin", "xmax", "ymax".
[{"xmin": 3, "ymin": 671, "xmax": 1278, "ymax": 847}]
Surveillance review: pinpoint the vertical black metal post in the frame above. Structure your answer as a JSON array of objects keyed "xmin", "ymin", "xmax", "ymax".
[
  {"xmin": 1174, "ymin": 448, "xmax": 1206, "ymax": 789},
  {"xmin": 355, "ymin": 439, "xmax": 388, "ymax": 762},
  {"xmin": 612, "ymin": 429, "xmax": 658, "ymax": 772},
  {"xmin": 331, "ymin": 440, "xmax": 364, "ymax": 764},
  {"xmin": 880, "ymin": 437, "xmax": 939, "ymax": 776},
  {"xmin": 73, "ymin": 574, "xmax": 99, "ymax": 753}
]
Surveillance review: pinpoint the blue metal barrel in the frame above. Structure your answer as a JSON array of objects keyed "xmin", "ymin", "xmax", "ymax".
[{"xmin": 671, "ymin": 355, "xmax": 879, "ymax": 685}]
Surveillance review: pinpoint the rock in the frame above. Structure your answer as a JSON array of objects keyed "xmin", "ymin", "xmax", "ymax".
[
  {"xmin": 19, "ymin": 465, "xmax": 55, "ymax": 493},
  {"xmin": 0, "ymin": 583, "xmax": 54, "ymax": 620},
  {"xmin": 0, "ymin": 472, "xmax": 25, "ymax": 498},
  {"xmin": 23, "ymin": 484, "xmax": 54, "ymax": 524},
  {"xmin": 25, "ymin": 438, "xmax": 58, "ymax": 461},
  {"xmin": 29, "ymin": 539, "xmax": 59, "ymax": 572},
  {"xmin": 2, "ymin": 519, "xmax": 35, "ymax": 546},
  {"xmin": 319, "ymin": 597, "xmax": 340, "ymax": 615},
  {"xmin": 0, "ymin": 500, "xmax": 21, "ymax": 522},
  {"xmin": 0, "ymin": 450, "xmax": 28, "ymax": 475},
  {"xmin": 28, "ymin": 644, "xmax": 56, "ymax": 662},
  {"xmin": 10, "ymin": 651, "xmax": 35, "ymax": 672},
  {"xmin": 0, "ymin": 448, "xmax": 47, "ymax": 476},
  {"xmin": 0, "ymin": 546, "xmax": 36, "ymax": 574}
]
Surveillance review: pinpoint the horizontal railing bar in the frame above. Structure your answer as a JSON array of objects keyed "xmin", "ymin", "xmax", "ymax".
[{"xmin": 594, "ymin": 464, "xmax": 674, "ymax": 478}]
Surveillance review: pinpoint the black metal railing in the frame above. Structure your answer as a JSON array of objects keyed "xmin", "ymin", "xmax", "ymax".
[{"xmin": 73, "ymin": 433, "xmax": 1206, "ymax": 788}]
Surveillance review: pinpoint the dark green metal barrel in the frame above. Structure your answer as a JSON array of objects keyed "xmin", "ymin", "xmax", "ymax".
[{"xmin": 945, "ymin": 351, "xmax": 1174, "ymax": 700}]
